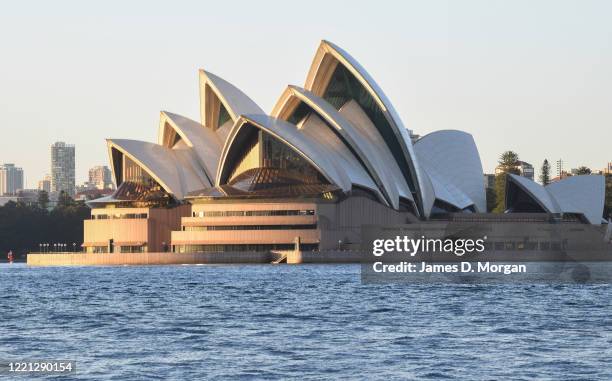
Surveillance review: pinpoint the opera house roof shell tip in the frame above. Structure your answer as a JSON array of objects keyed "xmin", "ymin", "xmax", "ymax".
[{"xmin": 90, "ymin": 40, "xmax": 605, "ymax": 224}]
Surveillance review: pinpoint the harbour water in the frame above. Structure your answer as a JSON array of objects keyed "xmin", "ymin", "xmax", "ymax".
[{"xmin": 1, "ymin": 263, "xmax": 611, "ymax": 380}]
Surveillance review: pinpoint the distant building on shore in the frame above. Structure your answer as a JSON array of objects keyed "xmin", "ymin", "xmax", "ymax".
[
  {"xmin": 17, "ymin": 189, "xmax": 40, "ymax": 206},
  {"xmin": 0, "ymin": 163, "xmax": 24, "ymax": 195},
  {"xmin": 37, "ymin": 174, "xmax": 51, "ymax": 193},
  {"xmin": 495, "ymin": 160, "xmax": 534, "ymax": 181},
  {"xmin": 51, "ymin": 142, "xmax": 75, "ymax": 196},
  {"xmin": 75, "ymin": 188, "xmax": 114, "ymax": 201},
  {"xmin": 484, "ymin": 174, "xmax": 495, "ymax": 189},
  {"xmin": 551, "ymin": 171, "xmax": 573, "ymax": 183},
  {"xmin": 0, "ymin": 196, "xmax": 20, "ymax": 206},
  {"xmin": 88, "ymin": 165, "xmax": 114, "ymax": 190}
]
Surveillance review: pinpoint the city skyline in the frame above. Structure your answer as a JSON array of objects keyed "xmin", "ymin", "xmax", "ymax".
[
  {"xmin": 0, "ymin": 151, "xmax": 112, "ymax": 193},
  {"xmin": 1, "ymin": 1, "xmax": 611, "ymax": 185}
]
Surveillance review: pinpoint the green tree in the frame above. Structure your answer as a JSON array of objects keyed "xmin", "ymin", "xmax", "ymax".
[
  {"xmin": 539, "ymin": 159, "xmax": 551, "ymax": 185},
  {"xmin": 0, "ymin": 199, "xmax": 89, "ymax": 261},
  {"xmin": 486, "ymin": 187, "xmax": 497, "ymax": 212},
  {"xmin": 574, "ymin": 166, "xmax": 592, "ymax": 175},
  {"xmin": 37, "ymin": 190, "xmax": 50, "ymax": 210},
  {"xmin": 493, "ymin": 151, "xmax": 520, "ymax": 213},
  {"xmin": 57, "ymin": 190, "xmax": 74, "ymax": 209},
  {"xmin": 605, "ymin": 175, "xmax": 612, "ymax": 220}
]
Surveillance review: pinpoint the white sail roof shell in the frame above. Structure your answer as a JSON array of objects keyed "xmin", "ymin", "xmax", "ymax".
[
  {"xmin": 305, "ymin": 40, "xmax": 425, "ymax": 215},
  {"xmin": 271, "ymin": 86, "xmax": 414, "ymax": 209},
  {"xmin": 158, "ymin": 111, "xmax": 224, "ymax": 184},
  {"xmin": 546, "ymin": 175, "xmax": 605, "ymax": 225},
  {"xmin": 337, "ymin": 100, "xmax": 415, "ymax": 205},
  {"xmin": 414, "ymin": 130, "xmax": 487, "ymax": 212},
  {"xmin": 217, "ymin": 114, "xmax": 357, "ymax": 193},
  {"xmin": 508, "ymin": 174, "xmax": 561, "ymax": 213},
  {"xmin": 297, "ymin": 112, "xmax": 385, "ymax": 203},
  {"xmin": 107, "ymin": 139, "xmax": 209, "ymax": 200},
  {"xmin": 507, "ymin": 174, "xmax": 604, "ymax": 224},
  {"xmin": 199, "ymin": 70, "xmax": 264, "ymax": 125}
]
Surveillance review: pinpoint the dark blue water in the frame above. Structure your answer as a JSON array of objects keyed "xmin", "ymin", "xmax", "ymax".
[{"xmin": 1, "ymin": 264, "xmax": 611, "ymax": 380}]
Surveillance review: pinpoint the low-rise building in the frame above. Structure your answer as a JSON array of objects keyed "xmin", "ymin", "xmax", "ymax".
[
  {"xmin": 84, "ymin": 205, "xmax": 189, "ymax": 253},
  {"xmin": 37, "ymin": 174, "xmax": 51, "ymax": 193},
  {"xmin": 495, "ymin": 160, "xmax": 534, "ymax": 181}
]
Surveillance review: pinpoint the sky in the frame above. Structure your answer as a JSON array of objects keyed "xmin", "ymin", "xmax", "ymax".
[{"xmin": 1, "ymin": 0, "xmax": 611, "ymax": 186}]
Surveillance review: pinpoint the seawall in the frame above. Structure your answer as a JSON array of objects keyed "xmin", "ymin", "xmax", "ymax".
[
  {"xmin": 26, "ymin": 250, "xmax": 366, "ymax": 266},
  {"xmin": 27, "ymin": 251, "xmax": 278, "ymax": 266},
  {"xmin": 287, "ymin": 250, "xmax": 362, "ymax": 264}
]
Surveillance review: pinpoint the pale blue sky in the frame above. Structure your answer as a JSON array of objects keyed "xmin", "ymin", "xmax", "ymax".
[{"xmin": 1, "ymin": 0, "xmax": 611, "ymax": 186}]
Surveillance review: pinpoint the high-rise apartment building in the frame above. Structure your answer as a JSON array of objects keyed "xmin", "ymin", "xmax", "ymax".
[
  {"xmin": 51, "ymin": 142, "xmax": 75, "ymax": 196},
  {"xmin": 88, "ymin": 165, "xmax": 113, "ymax": 190},
  {"xmin": 0, "ymin": 163, "xmax": 24, "ymax": 195}
]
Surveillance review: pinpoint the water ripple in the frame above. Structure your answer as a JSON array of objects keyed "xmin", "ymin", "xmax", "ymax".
[{"xmin": 0, "ymin": 263, "xmax": 610, "ymax": 380}]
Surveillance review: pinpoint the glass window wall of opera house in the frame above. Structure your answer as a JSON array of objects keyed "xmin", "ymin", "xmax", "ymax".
[{"xmin": 82, "ymin": 40, "xmax": 607, "ymax": 255}]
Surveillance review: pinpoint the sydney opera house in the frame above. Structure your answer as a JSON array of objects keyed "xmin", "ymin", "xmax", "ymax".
[{"xmin": 82, "ymin": 40, "xmax": 606, "ymax": 255}]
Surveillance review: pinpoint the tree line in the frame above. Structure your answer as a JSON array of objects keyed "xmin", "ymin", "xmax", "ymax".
[{"xmin": 0, "ymin": 191, "xmax": 90, "ymax": 261}]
